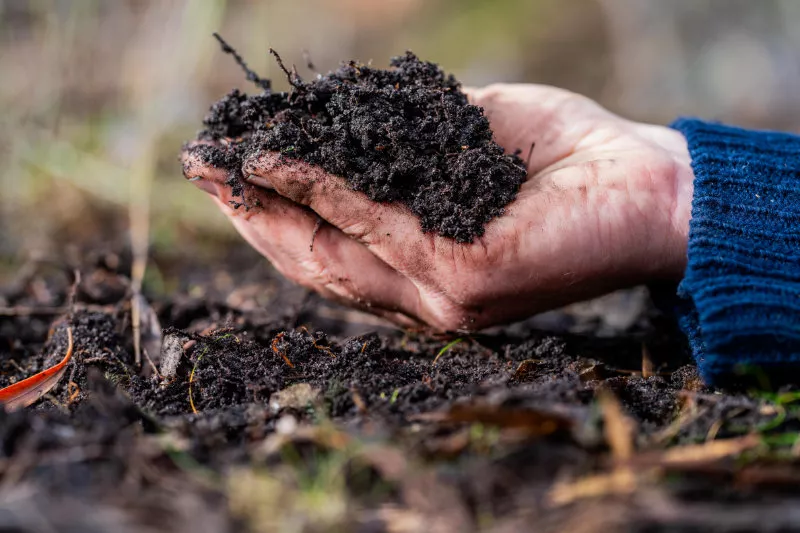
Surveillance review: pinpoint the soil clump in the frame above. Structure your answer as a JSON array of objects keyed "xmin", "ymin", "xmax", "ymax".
[{"xmin": 187, "ymin": 36, "xmax": 527, "ymax": 242}]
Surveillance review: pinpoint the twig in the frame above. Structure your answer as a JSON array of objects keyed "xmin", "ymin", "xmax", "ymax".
[
  {"xmin": 641, "ymin": 343, "xmax": 654, "ymax": 378},
  {"xmin": 142, "ymin": 347, "xmax": 163, "ymax": 380},
  {"xmin": 212, "ymin": 33, "xmax": 271, "ymax": 91},
  {"xmin": 269, "ymin": 48, "xmax": 302, "ymax": 88},
  {"xmin": 524, "ymin": 142, "xmax": 535, "ymax": 171},
  {"xmin": 67, "ymin": 269, "xmax": 81, "ymax": 316}
]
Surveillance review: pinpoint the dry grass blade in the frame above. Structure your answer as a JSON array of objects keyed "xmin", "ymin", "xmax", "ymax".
[
  {"xmin": 410, "ymin": 403, "xmax": 572, "ymax": 437},
  {"xmin": 431, "ymin": 338, "xmax": 463, "ymax": 366},
  {"xmin": 0, "ymin": 306, "xmax": 69, "ymax": 317},
  {"xmin": 548, "ymin": 390, "xmax": 639, "ymax": 506},
  {"xmin": 641, "ymin": 343, "xmax": 654, "ymax": 378},
  {"xmin": 656, "ymin": 434, "xmax": 761, "ymax": 466},
  {"xmin": 0, "ymin": 327, "xmax": 74, "ymax": 411},
  {"xmin": 599, "ymin": 390, "xmax": 636, "ymax": 461},
  {"xmin": 130, "ymin": 160, "xmax": 151, "ymax": 368},
  {"xmin": 548, "ymin": 469, "xmax": 638, "ymax": 506}
]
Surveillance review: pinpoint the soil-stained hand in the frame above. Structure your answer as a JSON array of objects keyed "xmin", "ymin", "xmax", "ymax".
[{"xmin": 182, "ymin": 84, "xmax": 694, "ymax": 330}]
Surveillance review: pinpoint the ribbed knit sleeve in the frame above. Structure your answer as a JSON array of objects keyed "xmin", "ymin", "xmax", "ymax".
[{"xmin": 670, "ymin": 119, "xmax": 800, "ymax": 385}]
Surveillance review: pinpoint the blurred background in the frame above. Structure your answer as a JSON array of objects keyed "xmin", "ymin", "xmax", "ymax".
[{"xmin": 1, "ymin": 0, "xmax": 799, "ymax": 296}]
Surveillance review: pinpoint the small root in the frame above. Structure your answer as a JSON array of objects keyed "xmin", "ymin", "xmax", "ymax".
[
  {"xmin": 271, "ymin": 333, "xmax": 295, "ymax": 368},
  {"xmin": 298, "ymin": 326, "xmax": 336, "ymax": 358},
  {"xmin": 67, "ymin": 381, "xmax": 81, "ymax": 404}
]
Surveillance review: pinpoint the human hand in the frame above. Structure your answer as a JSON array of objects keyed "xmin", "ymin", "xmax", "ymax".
[{"xmin": 182, "ymin": 84, "xmax": 694, "ymax": 330}]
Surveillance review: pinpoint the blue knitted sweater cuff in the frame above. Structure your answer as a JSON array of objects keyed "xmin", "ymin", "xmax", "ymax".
[{"xmin": 670, "ymin": 119, "xmax": 800, "ymax": 385}]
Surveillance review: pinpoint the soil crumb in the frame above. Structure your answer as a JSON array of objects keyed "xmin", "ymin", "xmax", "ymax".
[{"xmin": 190, "ymin": 36, "xmax": 527, "ymax": 242}]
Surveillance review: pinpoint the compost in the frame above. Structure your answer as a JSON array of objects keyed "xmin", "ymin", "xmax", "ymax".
[{"xmin": 188, "ymin": 36, "xmax": 527, "ymax": 242}]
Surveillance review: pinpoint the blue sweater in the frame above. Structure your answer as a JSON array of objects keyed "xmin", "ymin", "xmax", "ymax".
[{"xmin": 670, "ymin": 119, "xmax": 800, "ymax": 386}]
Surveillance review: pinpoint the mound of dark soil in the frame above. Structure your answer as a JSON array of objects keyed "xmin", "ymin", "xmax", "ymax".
[{"xmin": 189, "ymin": 36, "xmax": 528, "ymax": 242}]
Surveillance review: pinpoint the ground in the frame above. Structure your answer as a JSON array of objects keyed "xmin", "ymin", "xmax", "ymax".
[{"xmin": 2, "ymin": 237, "xmax": 800, "ymax": 533}]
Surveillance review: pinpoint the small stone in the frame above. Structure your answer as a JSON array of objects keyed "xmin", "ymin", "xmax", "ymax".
[
  {"xmin": 275, "ymin": 414, "xmax": 298, "ymax": 435},
  {"xmin": 159, "ymin": 333, "xmax": 186, "ymax": 378},
  {"xmin": 268, "ymin": 383, "xmax": 320, "ymax": 414}
]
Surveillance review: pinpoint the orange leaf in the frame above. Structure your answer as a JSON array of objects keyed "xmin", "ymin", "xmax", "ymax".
[{"xmin": 0, "ymin": 327, "xmax": 74, "ymax": 411}]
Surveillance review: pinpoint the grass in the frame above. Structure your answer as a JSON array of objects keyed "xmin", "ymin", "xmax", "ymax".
[
  {"xmin": 188, "ymin": 346, "xmax": 209, "ymax": 415},
  {"xmin": 432, "ymin": 338, "xmax": 463, "ymax": 366}
]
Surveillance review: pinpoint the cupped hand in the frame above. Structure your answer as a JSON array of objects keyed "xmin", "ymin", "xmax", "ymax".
[{"xmin": 182, "ymin": 84, "xmax": 694, "ymax": 331}]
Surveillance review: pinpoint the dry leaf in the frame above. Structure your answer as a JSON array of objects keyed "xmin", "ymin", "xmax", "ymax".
[
  {"xmin": 410, "ymin": 402, "xmax": 572, "ymax": 437},
  {"xmin": 0, "ymin": 327, "xmax": 74, "ymax": 411}
]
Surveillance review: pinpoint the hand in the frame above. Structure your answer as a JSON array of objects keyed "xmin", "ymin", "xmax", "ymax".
[{"xmin": 182, "ymin": 84, "xmax": 694, "ymax": 331}]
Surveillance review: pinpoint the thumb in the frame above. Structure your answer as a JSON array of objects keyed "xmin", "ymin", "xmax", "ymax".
[{"xmin": 463, "ymin": 83, "xmax": 608, "ymax": 176}]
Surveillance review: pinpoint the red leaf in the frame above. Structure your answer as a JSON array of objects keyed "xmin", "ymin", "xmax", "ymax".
[{"xmin": 0, "ymin": 327, "xmax": 74, "ymax": 411}]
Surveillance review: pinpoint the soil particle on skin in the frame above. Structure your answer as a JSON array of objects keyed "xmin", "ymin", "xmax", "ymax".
[{"xmin": 189, "ymin": 38, "xmax": 528, "ymax": 242}]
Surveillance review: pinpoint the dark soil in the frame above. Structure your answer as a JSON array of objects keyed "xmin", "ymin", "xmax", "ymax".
[
  {"xmin": 3, "ymin": 245, "xmax": 800, "ymax": 531},
  {"xmin": 188, "ymin": 37, "xmax": 527, "ymax": 242}
]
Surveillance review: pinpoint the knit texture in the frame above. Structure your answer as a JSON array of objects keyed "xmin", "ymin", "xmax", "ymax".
[{"xmin": 671, "ymin": 119, "xmax": 800, "ymax": 385}]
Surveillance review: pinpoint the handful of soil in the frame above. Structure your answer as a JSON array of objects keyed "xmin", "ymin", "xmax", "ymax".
[{"xmin": 190, "ymin": 35, "xmax": 527, "ymax": 242}]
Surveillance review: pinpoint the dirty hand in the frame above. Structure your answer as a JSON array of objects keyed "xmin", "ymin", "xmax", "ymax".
[{"xmin": 183, "ymin": 84, "xmax": 694, "ymax": 331}]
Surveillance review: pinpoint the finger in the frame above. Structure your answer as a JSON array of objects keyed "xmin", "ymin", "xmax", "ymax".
[
  {"xmin": 181, "ymin": 142, "xmax": 235, "ymax": 197},
  {"xmin": 464, "ymin": 84, "xmax": 611, "ymax": 176},
  {"xmin": 241, "ymin": 152, "xmax": 435, "ymax": 280},
  {"xmin": 209, "ymin": 184, "xmax": 426, "ymax": 327}
]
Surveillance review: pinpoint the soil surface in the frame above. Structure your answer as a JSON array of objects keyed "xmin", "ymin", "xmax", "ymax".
[
  {"xmin": 3, "ymin": 245, "xmax": 800, "ymax": 532},
  {"xmin": 188, "ymin": 37, "xmax": 527, "ymax": 242}
]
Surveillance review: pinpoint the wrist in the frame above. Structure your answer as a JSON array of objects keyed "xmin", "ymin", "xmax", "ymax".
[{"xmin": 634, "ymin": 123, "xmax": 695, "ymax": 279}]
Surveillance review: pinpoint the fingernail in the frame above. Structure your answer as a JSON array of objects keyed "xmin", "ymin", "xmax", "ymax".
[
  {"xmin": 189, "ymin": 177, "xmax": 219, "ymax": 197},
  {"xmin": 245, "ymin": 174, "xmax": 274, "ymax": 190}
]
